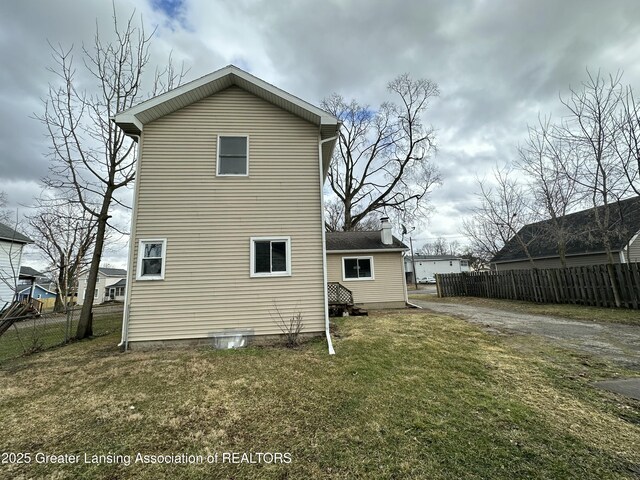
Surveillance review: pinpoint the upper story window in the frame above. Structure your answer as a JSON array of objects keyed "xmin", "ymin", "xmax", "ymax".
[
  {"xmin": 137, "ymin": 239, "xmax": 167, "ymax": 280},
  {"xmin": 343, "ymin": 257, "xmax": 374, "ymax": 281},
  {"xmin": 217, "ymin": 136, "xmax": 248, "ymax": 176},
  {"xmin": 250, "ymin": 237, "xmax": 291, "ymax": 277}
]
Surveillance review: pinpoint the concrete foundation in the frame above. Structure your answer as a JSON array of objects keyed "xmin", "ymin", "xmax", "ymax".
[{"xmin": 124, "ymin": 331, "xmax": 323, "ymax": 351}]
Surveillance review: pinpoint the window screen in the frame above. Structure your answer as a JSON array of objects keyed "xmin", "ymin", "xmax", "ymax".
[{"xmin": 218, "ymin": 136, "xmax": 248, "ymax": 175}]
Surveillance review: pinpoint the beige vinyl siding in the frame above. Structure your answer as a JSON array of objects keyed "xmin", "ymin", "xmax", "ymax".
[
  {"xmin": 127, "ymin": 86, "xmax": 325, "ymax": 342},
  {"xmin": 494, "ymin": 253, "xmax": 614, "ymax": 271},
  {"xmin": 326, "ymin": 251, "xmax": 406, "ymax": 305}
]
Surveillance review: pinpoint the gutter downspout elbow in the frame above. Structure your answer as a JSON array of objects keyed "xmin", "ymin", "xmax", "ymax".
[{"xmin": 319, "ymin": 133, "xmax": 338, "ymax": 355}]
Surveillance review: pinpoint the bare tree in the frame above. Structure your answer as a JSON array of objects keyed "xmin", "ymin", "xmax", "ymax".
[
  {"xmin": 616, "ymin": 85, "xmax": 640, "ymax": 196},
  {"xmin": 518, "ymin": 116, "xmax": 582, "ymax": 266},
  {"xmin": 423, "ymin": 237, "xmax": 460, "ymax": 256},
  {"xmin": 26, "ymin": 197, "xmax": 97, "ymax": 312},
  {"xmin": 0, "ymin": 192, "xmax": 9, "ymax": 223},
  {"xmin": 462, "ymin": 166, "xmax": 537, "ymax": 263},
  {"xmin": 36, "ymin": 7, "xmax": 185, "ymax": 338},
  {"xmin": 322, "ymin": 74, "xmax": 441, "ymax": 231},
  {"xmin": 558, "ymin": 70, "xmax": 628, "ymax": 265}
]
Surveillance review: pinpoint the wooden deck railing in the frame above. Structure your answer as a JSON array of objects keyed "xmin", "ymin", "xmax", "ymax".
[{"xmin": 327, "ymin": 282, "xmax": 354, "ymax": 305}]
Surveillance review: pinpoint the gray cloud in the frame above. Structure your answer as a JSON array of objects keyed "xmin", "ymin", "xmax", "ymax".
[{"xmin": 2, "ymin": 0, "xmax": 640, "ymax": 268}]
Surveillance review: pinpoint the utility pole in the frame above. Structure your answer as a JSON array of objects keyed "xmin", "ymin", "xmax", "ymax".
[{"xmin": 409, "ymin": 236, "xmax": 418, "ymax": 289}]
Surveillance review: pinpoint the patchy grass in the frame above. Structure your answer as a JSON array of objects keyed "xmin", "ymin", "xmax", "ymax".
[
  {"xmin": 409, "ymin": 294, "xmax": 640, "ymax": 326},
  {"xmin": 0, "ymin": 312, "xmax": 122, "ymax": 363},
  {"xmin": 1, "ymin": 311, "xmax": 639, "ymax": 479}
]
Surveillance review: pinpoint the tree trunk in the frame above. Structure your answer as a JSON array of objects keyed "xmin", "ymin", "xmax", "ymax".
[
  {"xmin": 76, "ymin": 192, "xmax": 112, "ymax": 339},
  {"xmin": 53, "ymin": 264, "xmax": 66, "ymax": 313}
]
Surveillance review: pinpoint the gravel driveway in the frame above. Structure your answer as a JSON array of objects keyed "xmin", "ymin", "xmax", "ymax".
[{"xmin": 411, "ymin": 299, "xmax": 640, "ymax": 369}]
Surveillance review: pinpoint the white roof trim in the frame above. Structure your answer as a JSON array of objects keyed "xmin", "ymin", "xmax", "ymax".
[
  {"xmin": 17, "ymin": 283, "xmax": 56, "ymax": 295},
  {"xmin": 113, "ymin": 65, "xmax": 339, "ymax": 135}
]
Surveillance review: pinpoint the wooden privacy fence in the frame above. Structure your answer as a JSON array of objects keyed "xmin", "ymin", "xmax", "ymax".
[{"xmin": 436, "ymin": 263, "xmax": 640, "ymax": 309}]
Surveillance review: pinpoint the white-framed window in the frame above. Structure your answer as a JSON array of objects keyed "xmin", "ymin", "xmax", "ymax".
[
  {"xmin": 217, "ymin": 135, "xmax": 249, "ymax": 176},
  {"xmin": 250, "ymin": 236, "xmax": 291, "ymax": 277},
  {"xmin": 94, "ymin": 289, "xmax": 98, "ymax": 298},
  {"xmin": 137, "ymin": 239, "xmax": 167, "ymax": 280},
  {"xmin": 342, "ymin": 256, "xmax": 374, "ymax": 281}
]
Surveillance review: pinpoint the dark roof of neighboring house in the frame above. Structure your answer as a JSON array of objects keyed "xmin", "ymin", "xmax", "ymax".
[
  {"xmin": 411, "ymin": 255, "xmax": 464, "ymax": 261},
  {"xmin": 0, "ymin": 222, "xmax": 32, "ymax": 244},
  {"xmin": 492, "ymin": 196, "xmax": 640, "ymax": 263},
  {"xmin": 98, "ymin": 267, "xmax": 127, "ymax": 277},
  {"xmin": 325, "ymin": 231, "xmax": 408, "ymax": 251},
  {"xmin": 19, "ymin": 266, "xmax": 45, "ymax": 278},
  {"xmin": 110, "ymin": 279, "xmax": 127, "ymax": 288}
]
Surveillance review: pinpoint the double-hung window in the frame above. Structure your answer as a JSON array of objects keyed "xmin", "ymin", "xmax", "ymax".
[
  {"xmin": 217, "ymin": 136, "xmax": 248, "ymax": 176},
  {"xmin": 250, "ymin": 237, "xmax": 291, "ymax": 277},
  {"xmin": 137, "ymin": 239, "xmax": 167, "ymax": 280},
  {"xmin": 342, "ymin": 256, "xmax": 374, "ymax": 281}
]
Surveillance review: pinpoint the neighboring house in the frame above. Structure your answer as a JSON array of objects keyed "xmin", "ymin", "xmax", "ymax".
[
  {"xmin": 492, "ymin": 196, "xmax": 640, "ymax": 270},
  {"xmin": 404, "ymin": 255, "xmax": 470, "ymax": 283},
  {"xmin": 326, "ymin": 218, "xmax": 409, "ymax": 309},
  {"xmin": 113, "ymin": 65, "xmax": 340, "ymax": 350},
  {"xmin": 17, "ymin": 283, "xmax": 57, "ymax": 310},
  {"xmin": 19, "ymin": 266, "xmax": 57, "ymax": 292},
  {"xmin": 0, "ymin": 222, "xmax": 32, "ymax": 307},
  {"xmin": 77, "ymin": 267, "xmax": 127, "ymax": 305}
]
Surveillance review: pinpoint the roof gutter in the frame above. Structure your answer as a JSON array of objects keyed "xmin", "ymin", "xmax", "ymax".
[
  {"xmin": 327, "ymin": 248, "xmax": 408, "ymax": 254},
  {"xmin": 319, "ymin": 133, "xmax": 337, "ymax": 355}
]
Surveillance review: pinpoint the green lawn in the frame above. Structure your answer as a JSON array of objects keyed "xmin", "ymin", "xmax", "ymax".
[
  {"xmin": 410, "ymin": 294, "xmax": 640, "ymax": 326},
  {"xmin": 1, "ymin": 311, "xmax": 639, "ymax": 479}
]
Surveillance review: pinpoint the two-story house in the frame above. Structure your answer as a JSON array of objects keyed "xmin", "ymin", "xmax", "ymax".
[
  {"xmin": 113, "ymin": 66, "xmax": 340, "ymax": 352},
  {"xmin": 77, "ymin": 267, "xmax": 127, "ymax": 305},
  {"xmin": 0, "ymin": 222, "xmax": 33, "ymax": 307}
]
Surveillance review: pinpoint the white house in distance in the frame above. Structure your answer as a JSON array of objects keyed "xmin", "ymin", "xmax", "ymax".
[
  {"xmin": 77, "ymin": 267, "xmax": 127, "ymax": 305},
  {"xmin": 0, "ymin": 221, "xmax": 33, "ymax": 307},
  {"xmin": 404, "ymin": 254, "xmax": 470, "ymax": 283}
]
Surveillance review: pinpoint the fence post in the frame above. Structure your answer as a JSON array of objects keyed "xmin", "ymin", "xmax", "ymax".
[{"xmin": 436, "ymin": 274, "xmax": 442, "ymax": 298}]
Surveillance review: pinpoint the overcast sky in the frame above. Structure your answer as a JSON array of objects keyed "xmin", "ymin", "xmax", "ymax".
[{"xmin": 2, "ymin": 0, "xmax": 640, "ymax": 268}]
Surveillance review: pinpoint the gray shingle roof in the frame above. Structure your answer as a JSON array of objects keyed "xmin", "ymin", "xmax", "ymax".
[
  {"xmin": 19, "ymin": 266, "xmax": 45, "ymax": 278},
  {"xmin": 0, "ymin": 222, "xmax": 32, "ymax": 244},
  {"xmin": 412, "ymin": 255, "xmax": 463, "ymax": 261},
  {"xmin": 326, "ymin": 231, "xmax": 408, "ymax": 251},
  {"xmin": 492, "ymin": 196, "xmax": 640, "ymax": 263},
  {"xmin": 110, "ymin": 279, "xmax": 127, "ymax": 288},
  {"xmin": 98, "ymin": 267, "xmax": 127, "ymax": 277}
]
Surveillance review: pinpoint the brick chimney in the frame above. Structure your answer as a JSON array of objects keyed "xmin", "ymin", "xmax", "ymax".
[{"xmin": 380, "ymin": 217, "xmax": 392, "ymax": 245}]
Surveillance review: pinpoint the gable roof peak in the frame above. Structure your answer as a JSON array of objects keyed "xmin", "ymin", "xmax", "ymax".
[{"xmin": 113, "ymin": 64, "xmax": 339, "ymax": 138}]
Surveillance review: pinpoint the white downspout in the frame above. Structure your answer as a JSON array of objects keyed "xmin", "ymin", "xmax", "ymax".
[
  {"xmin": 319, "ymin": 133, "xmax": 337, "ymax": 355},
  {"xmin": 118, "ymin": 133, "xmax": 142, "ymax": 350}
]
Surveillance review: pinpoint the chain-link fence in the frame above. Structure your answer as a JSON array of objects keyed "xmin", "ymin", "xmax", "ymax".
[{"xmin": 0, "ymin": 303, "xmax": 123, "ymax": 364}]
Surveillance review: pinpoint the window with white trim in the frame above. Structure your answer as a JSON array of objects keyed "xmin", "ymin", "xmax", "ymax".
[
  {"xmin": 137, "ymin": 239, "xmax": 167, "ymax": 280},
  {"xmin": 217, "ymin": 136, "xmax": 248, "ymax": 176},
  {"xmin": 250, "ymin": 237, "xmax": 291, "ymax": 277},
  {"xmin": 342, "ymin": 257, "xmax": 374, "ymax": 281}
]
